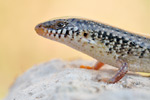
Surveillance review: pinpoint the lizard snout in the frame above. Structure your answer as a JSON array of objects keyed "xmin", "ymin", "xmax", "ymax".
[{"xmin": 35, "ymin": 23, "xmax": 45, "ymax": 36}]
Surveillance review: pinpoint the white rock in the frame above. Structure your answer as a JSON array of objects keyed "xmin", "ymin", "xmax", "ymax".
[{"xmin": 4, "ymin": 59, "xmax": 150, "ymax": 100}]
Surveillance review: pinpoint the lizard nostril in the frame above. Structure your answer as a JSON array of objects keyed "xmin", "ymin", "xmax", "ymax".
[
  {"xmin": 38, "ymin": 24, "xmax": 42, "ymax": 28},
  {"xmin": 35, "ymin": 24, "xmax": 43, "ymax": 31},
  {"xmin": 35, "ymin": 24, "xmax": 42, "ymax": 29},
  {"xmin": 35, "ymin": 24, "xmax": 44, "ymax": 35}
]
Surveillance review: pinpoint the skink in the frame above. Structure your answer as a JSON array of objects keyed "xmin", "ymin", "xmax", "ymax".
[{"xmin": 35, "ymin": 17, "xmax": 150, "ymax": 83}]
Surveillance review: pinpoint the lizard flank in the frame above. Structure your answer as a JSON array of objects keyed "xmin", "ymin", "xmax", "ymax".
[{"xmin": 35, "ymin": 17, "xmax": 150, "ymax": 83}]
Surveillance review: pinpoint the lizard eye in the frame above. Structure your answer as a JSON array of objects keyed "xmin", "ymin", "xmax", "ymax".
[{"xmin": 56, "ymin": 21, "xmax": 66, "ymax": 28}]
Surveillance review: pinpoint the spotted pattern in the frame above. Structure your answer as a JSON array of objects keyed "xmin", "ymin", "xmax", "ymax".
[
  {"xmin": 88, "ymin": 30, "xmax": 150, "ymax": 58},
  {"xmin": 35, "ymin": 18, "xmax": 150, "ymax": 60}
]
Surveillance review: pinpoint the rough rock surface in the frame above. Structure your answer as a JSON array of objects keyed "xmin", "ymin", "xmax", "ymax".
[{"xmin": 4, "ymin": 59, "xmax": 150, "ymax": 100}]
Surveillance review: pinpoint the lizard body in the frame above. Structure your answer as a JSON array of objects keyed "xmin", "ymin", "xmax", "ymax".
[{"xmin": 35, "ymin": 17, "xmax": 150, "ymax": 83}]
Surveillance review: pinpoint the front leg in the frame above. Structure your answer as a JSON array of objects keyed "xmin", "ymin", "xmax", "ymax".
[
  {"xmin": 80, "ymin": 61, "xmax": 104, "ymax": 70},
  {"xmin": 80, "ymin": 60, "xmax": 128, "ymax": 84},
  {"xmin": 102, "ymin": 60, "xmax": 128, "ymax": 84}
]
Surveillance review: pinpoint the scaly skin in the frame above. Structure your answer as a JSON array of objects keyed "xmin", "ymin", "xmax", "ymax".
[{"xmin": 35, "ymin": 17, "xmax": 150, "ymax": 83}]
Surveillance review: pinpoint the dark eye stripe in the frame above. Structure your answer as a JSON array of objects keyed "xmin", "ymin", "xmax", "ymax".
[
  {"xmin": 57, "ymin": 22, "xmax": 65, "ymax": 27},
  {"xmin": 56, "ymin": 21, "xmax": 67, "ymax": 29}
]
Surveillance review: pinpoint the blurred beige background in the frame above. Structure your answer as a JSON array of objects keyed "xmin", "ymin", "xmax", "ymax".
[{"xmin": 0, "ymin": 0, "xmax": 150, "ymax": 99}]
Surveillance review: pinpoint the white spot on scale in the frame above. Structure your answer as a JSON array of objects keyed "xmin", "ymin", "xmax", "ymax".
[
  {"xmin": 125, "ymin": 37, "xmax": 129, "ymax": 41},
  {"xmin": 57, "ymin": 29, "xmax": 61, "ymax": 34},
  {"xmin": 55, "ymin": 34, "xmax": 59, "ymax": 38},
  {"xmin": 51, "ymin": 34, "xmax": 54, "ymax": 38},
  {"xmin": 145, "ymin": 50, "xmax": 149, "ymax": 53},
  {"xmin": 112, "ymin": 34, "xmax": 116, "ymax": 37},
  {"xmin": 95, "ymin": 29, "xmax": 99, "ymax": 32},
  {"xmin": 95, "ymin": 33, "xmax": 98, "ymax": 37},
  {"xmin": 105, "ymin": 37, "xmax": 108, "ymax": 39},
  {"xmin": 69, "ymin": 30, "xmax": 72, "ymax": 34},
  {"xmin": 112, "ymin": 42, "xmax": 115, "ymax": 45},
  {"xmin": 89, "ymin": 40, "xmax": 96, "ymax": 44},
  {"xmin": 62, "ymin": 29, "xmax": 67, "ymax": 34},
  {"xmin": 138, "ymin": 48, "xmax": 142, "ymax": 52},
  {"xmin": 109, "ymin": 45, "xmax": 113, "ymax": 48},
  {"xmin": 119, "ymin": 40, "xmax": 123, "ymax": 44},
  {"xmin": 88, "ymin": 25, "xmax": 91, "ymax": 28},
  {"xmin": 74, "ymin": 27, "xmax": 78, "ymax": 31},
  {"xmin": 111, "ymin": 30, "xmax": 115, "ymax": 33},
  {"xmin": 93, "ymin": 25, "xmax": 96, "ymax": 28},
  {"xmin": 101, "ymin": 31, "xmax": 104, "ymax": 34},
  {"xmin": 81, "ymin": 23, "xmax": 84, "ymax": 27},
  {"xmin": 100, "ymin": 35, "xmax": 103, "ymax": 38},
  {"xmin": 79, "ymin": 30, "xmax": 83, "ymax": 33},
  {"xmin": 143, "ymin": 47, "xmax": 147, "ymax": 50},
  {"xmin": 127, "ymin": 41, "xmax": 131, "ymax": 45},
  {"xmin": 135, "ymin": 45, "xmax": 139, "ymax": 48},
  {"xmin": 118, "ymin": 35, "xmax": 122, "ymax": 38},
  {"xmin": 48, "ymin": 29, "xmax": 51, "ymax": 33},
  {"xmin": 68, "ymin": 27, "xmax": 72, "ymax": 30},
  {"xmin": 106, "ymin": 32, "xmax": 110, "ymax": 35},
  {"xmin": 52, "ymin": 30, "xmax": 56, "ymax": 34},
  {"xmin": 81, "ymin": 38, "xmax": 89, "ymax": 43},
  {"xmin": 114, "ymin": 38, "xmax": 117, "ymax": 42}
]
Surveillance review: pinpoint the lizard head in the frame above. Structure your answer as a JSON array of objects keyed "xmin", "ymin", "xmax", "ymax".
[
  {"xmin": 35, "ymin": 17, "xmax": 95, "ymax": 41},
  {"xmin": 35, "ymin": 18, "xmax": 80, "ymax": 39},
  {"xmin": 35, "ymin": 17, "xmax": 98, "ymax": 53}
]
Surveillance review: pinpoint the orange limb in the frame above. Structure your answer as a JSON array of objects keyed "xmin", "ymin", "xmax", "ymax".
[
  {"xmin": 80, "ymin": 60, "xmax": 128, "ymax": 84},
  {"xmin": 80, "ymin": 62, "xmax": 104, "ymax": 70},
  {"xmin": 80, "ymin": 65, "xmax": 93, "ymax": 69},
  {"xmin": 94, "ymin": 62, "xmax": 105, "ymax": 70}
]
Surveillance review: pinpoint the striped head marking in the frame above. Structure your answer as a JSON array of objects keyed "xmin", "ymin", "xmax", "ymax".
[
  {"xmin": 35, "ymin": 18, "xmax": 96, "ymax": 45},
  {"xmin": 35, "ymin": 18, "xmax": 101, "ymax": 56},
  {"xmin": 35, "ymin": 18, "xmax": 80, "ymax": 40}
]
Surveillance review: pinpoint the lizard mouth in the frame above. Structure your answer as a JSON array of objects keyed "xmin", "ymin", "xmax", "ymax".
[
  {"xmin": 35, "ymin": 23, "xmax": 55, "ymax": 37},
  {"xmin": 35, "ymin": 23, "xmax": 45, "ymax": 36}
]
